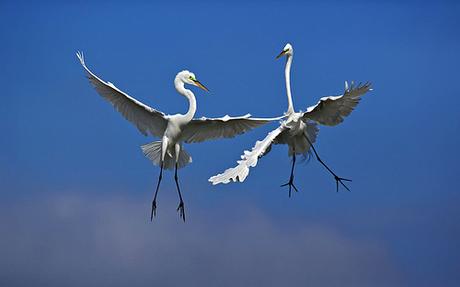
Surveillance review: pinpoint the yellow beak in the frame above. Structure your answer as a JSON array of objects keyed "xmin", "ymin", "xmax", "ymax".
[
  {"xmin": 275, "ymin": 50, "xmax": 288, "ymax": 60},
  {"xmin": 193, "ymin": 80, "xmax": 210, "ymax": 92}
]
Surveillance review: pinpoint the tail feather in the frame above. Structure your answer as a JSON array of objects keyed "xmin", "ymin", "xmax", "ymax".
[
  {"xmin": 288, "ymin": 120, "xmax": 319, "ymax": 156},
  {"xmin": 141, "ymin": 141, "xmax": 192, "ymax": 170}
]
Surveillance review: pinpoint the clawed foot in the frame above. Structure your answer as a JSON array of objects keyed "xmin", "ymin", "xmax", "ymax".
[
  {"xmin": 177, "ymin": 201, "xmax": 186, "ymax": 222},
  {"xmin": 150, "ymin": 200, "xmax": 157, "ymax": 221},
  {"xmin": 281, "ymin": 176, "xmax": 299, "ymax": 197},
  {"xmin": 334, "ymin": 175, "xmax": 352, "ymax": 192}
]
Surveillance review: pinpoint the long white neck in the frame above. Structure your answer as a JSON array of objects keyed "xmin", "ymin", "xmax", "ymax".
[
  {"xmin": 284, "ymin": 54, "xmax": 294, "ymax": 115},
  {"xmin": 174, "ymin": 78, "xmax": 196, "ymax": 122}
]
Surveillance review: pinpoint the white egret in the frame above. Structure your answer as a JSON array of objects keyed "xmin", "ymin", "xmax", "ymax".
[
  {"xmin": 76, "ymin": 52, "xmax": 280, "ymax": 221},
  {"xmin": 209, "ymin": 43, "xmax": 372, "ymax": 195}
]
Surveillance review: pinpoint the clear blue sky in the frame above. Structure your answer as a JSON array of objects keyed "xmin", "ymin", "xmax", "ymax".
[{"xmin": 1, "ymin": 1, "xmax": 459, "ymax": 286}]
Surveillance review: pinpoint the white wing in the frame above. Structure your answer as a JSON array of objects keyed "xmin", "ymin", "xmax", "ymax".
[
  {"xmin": 302, "ymin": 81, "xmax": 372, "ymax": 126},
  {"xmin": 181, "ymin": 114, "xmax": 283, "ymax": 143},
  {"xmin": 209, "ymin": 125, "xmax": 286, "ymax": 184},
  {"xmin": 76, "ymin": 52, "xmax": 168, "ymax": 137}
]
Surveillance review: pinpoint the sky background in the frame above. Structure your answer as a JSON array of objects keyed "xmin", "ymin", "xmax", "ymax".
[{"xmin": 1, "ymin": 0, "xmax": 459, "ymax": 286}]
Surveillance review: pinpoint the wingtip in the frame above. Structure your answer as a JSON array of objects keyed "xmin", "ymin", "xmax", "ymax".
[
  {"xmin": 208, "ymin": 177, "xmax": 220, "ymax": 185},
  {"xmin": 76, "ymin": 51, "xmax": 85, "ymax": 65},
  {"xmin": 361, "ymin": 81, "xmax": 372, "ymax": 91}
]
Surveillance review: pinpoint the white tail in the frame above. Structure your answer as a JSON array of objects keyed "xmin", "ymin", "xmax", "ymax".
[
  {"xmin": 287, "ymin": 121, "xmax": 319, "ymax": 156},
  {"xmin": 141, "ymin": 141, "xmax": 192, "ymax": 170}
]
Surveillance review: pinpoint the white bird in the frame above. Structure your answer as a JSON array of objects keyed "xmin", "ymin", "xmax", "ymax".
[
  {"xmin": 209, "ymin": 43, "xmax": 372, "ymax": 195},
  {"xmin": 76, "ymin": 52, "xmax": 280, "ymax": 221}
]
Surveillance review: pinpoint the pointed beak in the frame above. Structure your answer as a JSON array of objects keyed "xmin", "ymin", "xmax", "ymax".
[
  {"xmin": 193, "ymin": 80, "xmax": 210, "ymax": 92},
  {"xmin": 275, "ymin": 49, "xmax": 287, "ymax": 60}
]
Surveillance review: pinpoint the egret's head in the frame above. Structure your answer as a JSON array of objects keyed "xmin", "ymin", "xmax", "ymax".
[
  {"xmin": 276, "ymin": 43, "xmax": 294, "ymax": 59},
  {"xmin": 177, "ymin": 70, "xmax": 209, "ymax": 92}
]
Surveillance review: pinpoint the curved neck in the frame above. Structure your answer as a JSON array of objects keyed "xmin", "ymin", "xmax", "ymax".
[
  {"xmin": 284, "ymin": 54, "xmax": 294, "ymax": 115},
  {"xmin": 174, "ymin": 78, "xmax": 196, "ymax": 121}
]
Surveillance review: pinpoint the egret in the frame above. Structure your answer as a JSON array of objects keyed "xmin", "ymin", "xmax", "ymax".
[
  {"xmin": 76, "ymin": 52, "xmax": 280, "ymax": 221},
  {"xmin": 209, "ymin": 43, "xmax": 372, "ymax": 195}
]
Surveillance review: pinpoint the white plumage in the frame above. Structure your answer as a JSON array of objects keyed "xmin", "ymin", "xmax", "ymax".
[
  {"xmin": 209, "ymin": 43, "xmax": 372, "ymax": 194},
  {"xmin": 209, "ymin": 126, "xmax": 286, "ymax": 184},
  {"xmin": 76, "ymin": 52, "xmax": 280, "ymax": 221}
]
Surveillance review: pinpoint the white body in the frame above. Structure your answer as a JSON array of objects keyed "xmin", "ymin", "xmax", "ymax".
[
  {"xmin": 76, "ymin": 52, "xmax": 281, "ymax": 170},
  {"xmin": 209, "ymin": 44, "xmax": 371, "ymax": 184}
]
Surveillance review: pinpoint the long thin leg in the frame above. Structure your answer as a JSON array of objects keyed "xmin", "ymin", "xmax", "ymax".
[
  {"xmin": 174, "ymin": 163, "xmax": 186, "ymax": 222},
  {"xmin": 151, "ymin": 162, "xmax": 163, "ymax": 221},
  {"xmin": 303, "ymin": 133, "xmax": 352, "ymax": 192},
  {"xmin": 281, "ymin": 152, "xmax": 299, "ymax": 197}
]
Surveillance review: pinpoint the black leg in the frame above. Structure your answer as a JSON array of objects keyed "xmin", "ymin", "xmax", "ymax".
[
  {"xmin": 281, "ymin": 152, "xmax": 299, "ymax": 197},
  {"xmin": 174, "ymin": 163, "xmax": 186, "ymax": 222},
  {"xmin": 151, "ymin": 162, "xmax": 163, "ymax": 221},
  {"xmin": 303, "ymin": 133, "xmax": 352, "ymax": 192}
]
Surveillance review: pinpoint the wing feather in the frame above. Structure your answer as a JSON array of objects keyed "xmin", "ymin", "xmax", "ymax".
[
  {"xmin": 302, "ymin": 81, "xmax": 372, "ymax": 126},
  {"xmin": 181, "ymin": 114, "xmax": 283, "ymax": 143},
  {"xmin": 208, "ymin": 125, "xmax": 285, "ymax": 184},
  {"xmin": 76, "ymin": 52, "xmax": 167, "ymax": 137}
]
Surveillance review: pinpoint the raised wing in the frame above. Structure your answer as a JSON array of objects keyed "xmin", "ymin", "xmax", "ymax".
[
  {"xmin": 302, "ymin": 81, "xmax": 372, "ymax": 126},
  {"xmin": 181, "ymin": 114, "xmax": 283, "ymax": 143},
  {"xmin": 76, "ymin": 51, "xmax": 168, "ymax": 137},
  {"xmin": 209, "ymin": 125, "xmax": 286, "ymax": 184}
]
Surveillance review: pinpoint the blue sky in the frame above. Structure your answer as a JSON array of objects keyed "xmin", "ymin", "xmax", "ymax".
[{"xmin": 1, "ymin": 1, "xmax": 459, "ymax": 286}]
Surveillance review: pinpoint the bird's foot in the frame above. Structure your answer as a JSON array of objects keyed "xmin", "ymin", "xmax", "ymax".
[
  {"xmin": 280, "ymin": 176, "xmax": 299, "ymax": 197},
  {"xmin": 150, "ymin": 200, "xmax": 157, "ymax": 221},
  {"xmin": 334, "ymin": 175, "xmax": 352, "ymax": 192},
  {"xmin": 177, "ymin": 201, "xmax": 186, "ymax": 222}
]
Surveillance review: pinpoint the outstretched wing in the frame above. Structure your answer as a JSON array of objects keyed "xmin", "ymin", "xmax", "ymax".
[
  {"xmin": 302, "ymin": 81, "xmax": 372, "ymax": 126},
  {"xmin": 76, "ymin": 51, "xmax": 168, "ymax": 137},
  {"xmin": 209, "ymin": 125, "xmax": 286, "ymax": 184},
  {"xmin": 181, "ymin": 114, "xmax": 283, "ymax": 143}
]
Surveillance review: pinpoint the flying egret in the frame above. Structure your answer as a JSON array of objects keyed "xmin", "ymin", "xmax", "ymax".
[
  {"xmin": 76, "ymin": 52, "xmax": 280, "ymax": 221},
  {"xmin": 209, "ymin": 43, "xmax": 372, "ymax": 195}
]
